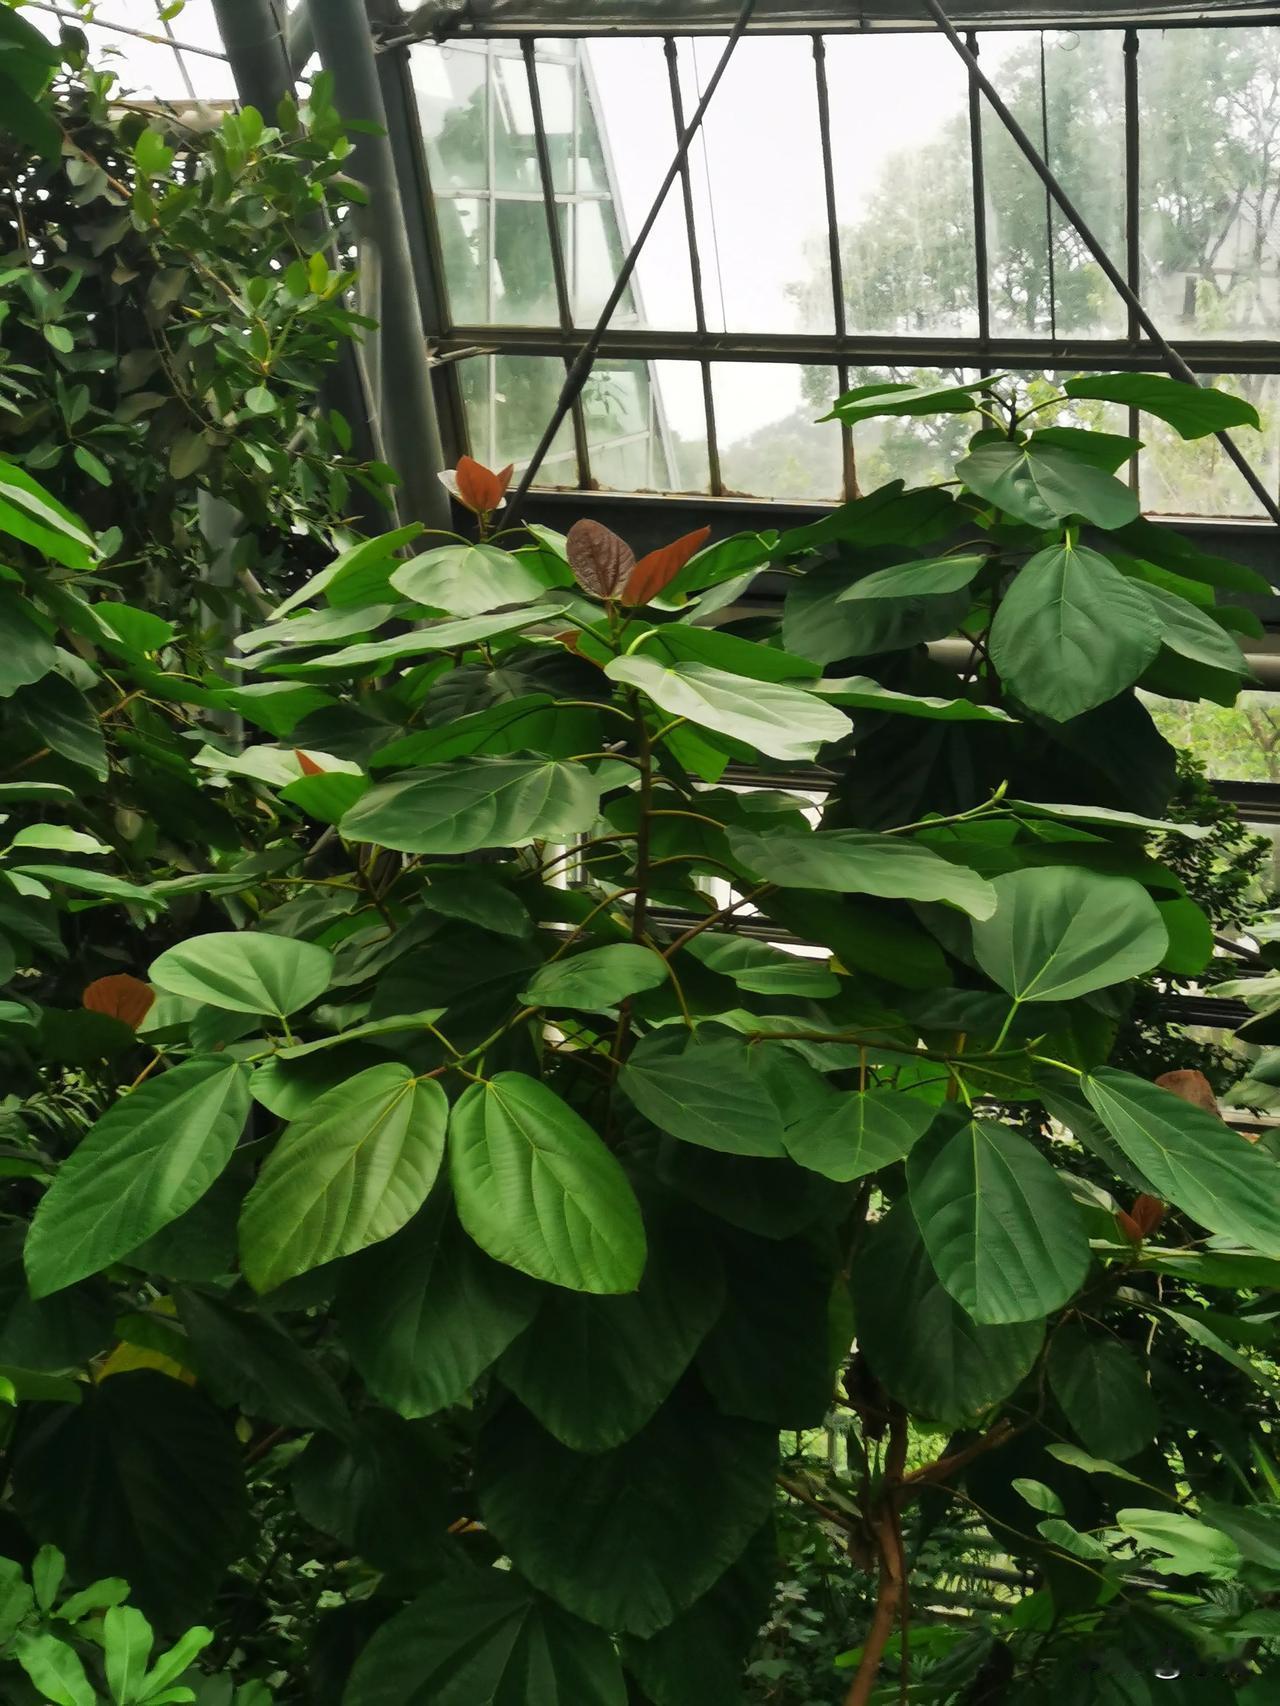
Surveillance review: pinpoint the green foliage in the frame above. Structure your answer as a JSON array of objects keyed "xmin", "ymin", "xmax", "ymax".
[{"xmin": 0, "ymin": 55, "xmax": 1276, "ymax": 1697}]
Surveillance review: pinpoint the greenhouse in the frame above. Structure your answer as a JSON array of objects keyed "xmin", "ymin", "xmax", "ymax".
[{"xmin": 2, "ymin": 0, "xmax": 1280, "ymax": 1701}]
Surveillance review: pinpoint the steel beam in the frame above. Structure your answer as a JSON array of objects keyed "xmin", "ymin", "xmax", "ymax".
[{"xmin": 309, "ymin": 0, "xmax": 452, "ymax": 529}]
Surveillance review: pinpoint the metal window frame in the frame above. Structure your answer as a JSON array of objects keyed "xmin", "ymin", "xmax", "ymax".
[{"xmin": 397, "ymin": 12, "xmax": 1280, "ymax": 523}]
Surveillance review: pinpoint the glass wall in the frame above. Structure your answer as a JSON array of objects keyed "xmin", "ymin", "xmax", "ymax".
[
  {"xmin": 412, "ymin": 24, "xmax": 1280, "ymax": 513},
  {"xmin": 412, "ymin": 38, "xmax": 679, "ymax": 489}
]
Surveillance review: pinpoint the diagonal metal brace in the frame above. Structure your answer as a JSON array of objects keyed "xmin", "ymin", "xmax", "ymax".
[{"xmin": 923, "ymin": 0, "xmax": 1280, "ymax": 530}]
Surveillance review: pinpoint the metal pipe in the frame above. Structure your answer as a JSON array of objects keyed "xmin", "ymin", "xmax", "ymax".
[
  {"xmin": 522, "ymin": 35, "xmax": 592, "ymax": 487},
  {"xmin": 309, "ymin": 0, "xmax": 452, "ymax": 529},
  {"xmin": 922, "ymin": 0, "xmax": 1280, "ymax": 529},
  {"xmin": 505, "ymin": 0, "xmax": 758, "ymax": 524},
  {"xmin": 813, "ymin": 32, "xmax": 856, "ymax": 499},
  {"xmin": 966, "ymin": 29, "xmax": 991, "ymax": 362},
  {"xmin": 433, "ymin": 322, "xmax": 1280, "ymax": 373},
  {"xmin": 665, "ymin": 36, "xmax": 723, "ymax": 497},
  {"xmin": 209, "ymin": 0, "xmax": 292, "ymax": 112}
]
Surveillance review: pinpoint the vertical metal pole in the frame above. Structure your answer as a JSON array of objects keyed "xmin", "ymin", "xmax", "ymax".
[
  {"xmin": 1038, "ymin": 34, "xmax": 1057, "ymax": 341},
  {"xmin": 966, "ymin": 30, "xmax": 991, "ymax": 368},
  {"xmin": 665, "ymin": 36, "xmax": 723, "ymax": 496},
  {"xmin": 522, "ymin": 36, "xmax": 592, "ymax": 489},
  {"xmin": 1124, "ymin": 27, "xmax": 1141, "ymax": 495},
  {"xmin": 310, "ymin": 0, "xmax": 452, "ymax": 530},
  {"xmin": 813, "ymin": 33, "xmax": 855, "ymax": 500},
  {"xmin": 922, "ymin": 0, "xmax": 1280, "ymax": 530},
  {"xmin": 210, "ymin": 0, "xmax": 292, "ymax": 116},
  {"xmin": 364, "ymin": 0, "xmax": 468, "ymax": 468}
]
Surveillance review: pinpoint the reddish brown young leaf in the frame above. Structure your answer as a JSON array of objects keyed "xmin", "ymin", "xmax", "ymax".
[
  {"xmin": 565, "ymin": 518, "xmax": 635, "ymax": 599},
  {"xmin": 454, "ymin": 455, "xmax": 512, "ymax": 516},
  {"xmin": 82, "ymin": 973, "xmax": 155, "ymax": 1030},
  {"xmin": 1130, "ymin": 1194, "xmax": 1165, "ymax": 1238},
  {"xmin": 1154, "ymin": 1068, "xmax": 1218, "ymax": 1115},
  {"xmin": 294, "ymin": 750, "xmax": 325, "ymax": 776},
  {"xmin": 1115, "ymin": 1209, "xmax": 1143, "ymax": 1245},
  {"xmin": 622, "ymin": 525, "xmax": 712, "ymax": 606}
]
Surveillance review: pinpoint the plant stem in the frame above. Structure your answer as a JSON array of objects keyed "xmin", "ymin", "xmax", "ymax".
[{"xmin": 844, "ymin": 1407, "xmax": 909, "ymax": 1706}]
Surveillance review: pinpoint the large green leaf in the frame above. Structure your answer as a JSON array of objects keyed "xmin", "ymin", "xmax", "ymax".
[
  {"xmin": 956, "ymin": 442, "xmax": 1139, "ymax": 529},
  {"xmin": 338, "ymin": 1205, "xmax": 539, "ymax": 1418},
  {"xmin": 728, "ymin": 826, "xmax": 997, "ymax": 918},
  {"xmin": 620, "ymin": 1033, "xmax": 794, "ymax": 1157},
  {"xmin": 1047, "ymin": 1324, "xmax": 1158, "ymax": 1463},
  {"xmin": 784, "ymin": 1089, "xmax": 936, "ymax": 1182},
  {"xmin": 175, "ymin": 1289, "xmax": 350, "ymax": 1435},
  {"xmin": 24, "ymin": 1058, "xmax": 250, "ymax": 1299},
  {"xmin": 269, "ymin": 523, "xmax": 424, "ymax": 618},
  {"xmin": 0, "ymin": 591, "xmax": 56, "ymax": 698},
  {"xmin": 783, "ymin": 564, "xmax": 970, "ymax": 666},
  {"xmin": 344, "ymin": 1571, "xmax": 627, "ymax": 1706},
  {"xmin": 477, "ymin": 1392, "xmax": 777, "ymax": 1636},
  {"xmin": 269, "ymin": 605, "xmax": 570, "ymax": 674},
  {"xmin": 988, "ymin": 542, "xmax": 1161, "ymax": 720},
  {"xmin": 520, "ymin": 944, "xmax": 668, "ymax": 1012},
  {"xmin": 852, "ymin": 1201, "xmax": 1043, "ymax": 1424},
  {"xmin": 13, "ymin": 674, "xmax": 106, "ymax": 779},
  {"xmin": 390, "ymin": 543, "xmax": 555, "ymax": 616},
  {"xmin": 340, "ymin": 758, "xmax": 600, "ymax": 854},
  {"xmin": 450, "ymin": 1073, "xmax": 646, "ymax": 1294},
  {"xmin": 907, "ymin": 1119, "xmax": 1090, "ymax": 1324},
  {"xmin": 836, "ymin": 552, "xmax": 989, "ymax": 602},
  {"xmin": 696, "ymin": 1233, "xmax": 836, "ymax": 1428},
  {"xmin": 685, "ymin": 934, "xmax": 839, "ymax": 997},
  {"xmin": 823, "ymin": 378, "xmax": 989, "ymax": 425},
  {"xmin": 620, "ymin": 1526, "xmax": 776, "ymax": 1706},
  {"xmin": 498, "ymin": 1202, "xmax": 724, "ymax": 1449},
  {"xmin": 605, "ymin": 654, "xmax": 849, "ymax": 762},
  {"xmin": 10, "ymin": 1372, "xmax": 248, "ymax": 1628},
  {"xmin": 1063, "ymin": 373, "xmax": 1261, "ymax": 439},
  {"xmin": 1081, "ymin": 1068, "xmax": 1280, "ymax": 1255},
  {"xmin": 0, "ymin": 461, "xmax": 97, "ymax": 569},
  {"xmin": 1138, "ymin": 582, "xmax": 1249, "ymax": 675},
  {"xmin": 149, "ymin": 931, "xmax": 333, "ymax": 1019},
  {"xmin": 239, "ymin": 1063, "xmax": 448, "ymax": 1292},
  {"xmin": 972, "ymin": 868, "xmax": 1168, "ymax": 1004},
  {"xmin": 290, "ymin": 1411, "xmax": 450, "ymax": 1573},
  {"xmin": 814, "ymin": 674, "xmax": 1014, "ymax": 723},
  {"xmin": 369, "ymin": 695, "xmax": 596, "ymax": 768}
]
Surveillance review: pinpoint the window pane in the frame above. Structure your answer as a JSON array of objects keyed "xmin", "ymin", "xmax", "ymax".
[
  {"xmin": 492, "ymin": 200, "xmax": 558, "ymax": 324},
  {"xmin": 1140, "ymin": 27, "xmax": 1280, "ymax": 338},
  {"xmin": 824, "ymin": 34, "xmax": 977, "ymax": 337},
  {"xmin": 713, "ymin": 365, "xmax": 842, "ymax": 501},
  {"xmin": 1144, "ymin": 693, "xmax": 1280, "ymax": 783},
  {"xmin": 983, "ymin": 31, "xmax": 1126, "ymax": 338},
  {"xmin": 677, "ymin": 36, "xmax": 833, "ymax": 336},
  {"xmin": 459, "ymin": 353, "xmax": 494, "ymax": 467},
  {"xmin": 840, "ymin": 366, "xmax": 982, "ymax": 491},
  {"xmin": 572, "ymin": 200, "xmax": 633, "ymax": 324},
  {"xmin": 436, "ymin": 197, "xmax": 489, "ymax": 324},
  {"xmin": 492, "ymin": 52, "xmax": 545, "ymax": 194},
  {"xmin": 653, "ymin": 362, "xmax": 711, "ymax": 494},
  {"xmin": 1138, "ymin": 373, "xmax": 1279, "ymax": 518},
  {"xmin": 489, "ymin": 356, "xmax": 576, "ymax": 479},
  {"xmin": 529, "ymin": 51, "xmax": 575, "ymax": 195},
  {"xmin": 412, "ymin": 43, "xmax": 488, "ymax": 194},
  {"xmin": 584, "ymin": 38, "xmax": 698, "ymax": 331}
]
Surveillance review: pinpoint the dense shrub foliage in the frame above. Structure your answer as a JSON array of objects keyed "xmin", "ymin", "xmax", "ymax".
[{"xmin": 2, "ymin": 11, "xmax": 1280, "ymax": 1705}]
